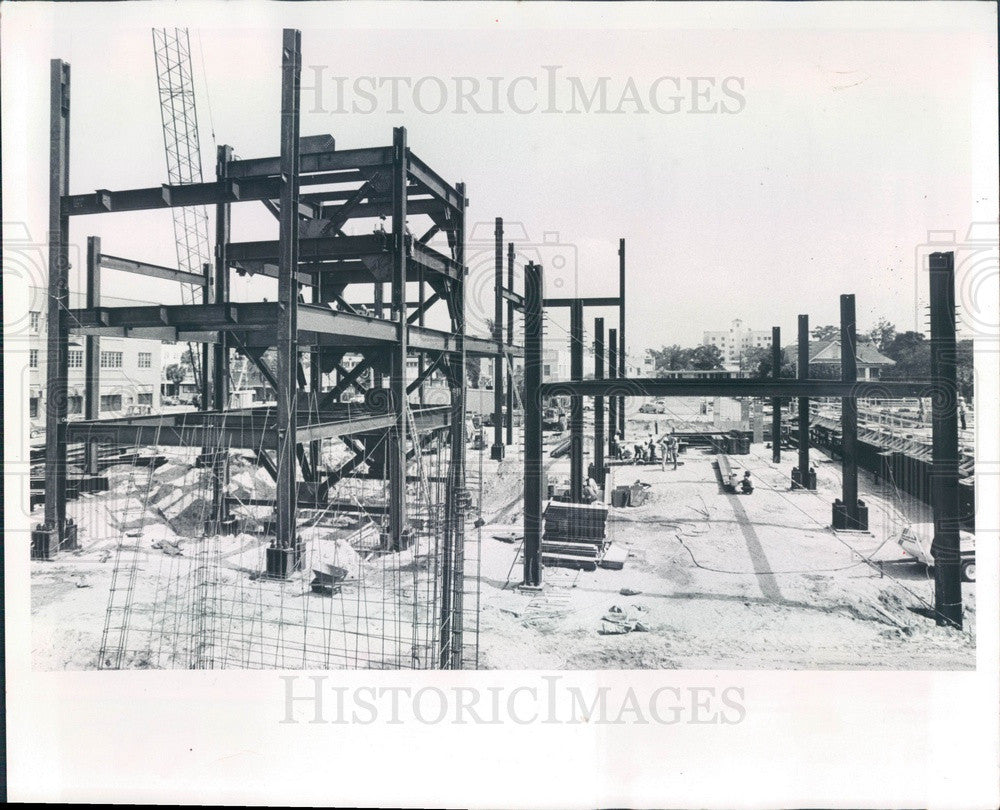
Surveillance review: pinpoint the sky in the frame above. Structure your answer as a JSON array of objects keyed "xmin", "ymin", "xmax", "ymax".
[{"xmin": 3, "ymin": 1, "xmax": 997, "ymax": 363}]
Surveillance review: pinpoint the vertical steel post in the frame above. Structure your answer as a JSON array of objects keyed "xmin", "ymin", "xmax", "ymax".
[
  {"xmin": 491, "ymin": 217, "xmax": 505, "ymax": 460},
  {"xmin": 771, "ymin": 326, "xmax": 781, "ymax": 463},
  {"xmin": 618, "ymin": 238, "xmax": 626, "ymax": 439},
  {"xmin": 929, "ymin": 251, "xmax": 962, "ymax": 628},
  {"xmin": 43, "ymin": 59, "xmax": 72, "ymax": 550},
  {"xmin": 84, "ymin": 237, "xmax": 101, "ymax": 476},
  {"xmin": 594, "ymin": 317, "xmax": 605, "ymax": 487},
  {"xmin": 569, "ymin": 299, "xmax": 585, "ymax": 503},
  {"xmin": 797, "ymin": 314, "xmax": 811, "ymax": 487},
  {"xmin": 417, "ymin": 276, "xmax": 426, "ymax": 405},
  {"xmin": 200, "ymin": 261, "xmax": 212, "ymax": 416},
  {"xmin": 273, "ymin": 29, "xmax": 302, "ymax": 568},
  {"xmin": 608, "ymin": 327, "xmax": 618, "ymax": 446},
  {"xmin": 505, "ymin": 242, "xmax": 514, "ymax": 446},
  {"xmin": 212, "ymin": 145, "xmax": 233, "ymax": 523},
  {"xmin": 388, "ymin": 126, "xmax": 409, "ymax": 548},
  {"xmin": 840, "ymin": 294, "xmax": 859, "ymax": 525},
  {"xmin": 522, "ymin": 261, "xmax": 544, "ymax": 588},
  {"xmin": 447, "ymin": 181, "xmax": 469, "ymax": 668},
  {"xmin": 373, "ymin": 283, "xmax": 384, "ymax": 388}
]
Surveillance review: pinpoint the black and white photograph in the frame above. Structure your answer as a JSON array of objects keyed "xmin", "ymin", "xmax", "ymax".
[{"xmin": 3, "ymin": 1, "xmax": 998, "ymax": 806}]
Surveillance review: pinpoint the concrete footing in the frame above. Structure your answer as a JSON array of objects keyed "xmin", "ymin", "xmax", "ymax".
[
  {"xmin": 832, "ymin": 499, "xmax": 869, "ymax": 531},
  {"xmin": 31, "ymin": 518, "xmax": 78, "ymax": 560},
  {"xmin": 265, "ymin": 542, "xmax": 306, "ymax": 578},
  {"xmin": 791, "ymin": 466, "xmax": 817, "ymax": 490}
]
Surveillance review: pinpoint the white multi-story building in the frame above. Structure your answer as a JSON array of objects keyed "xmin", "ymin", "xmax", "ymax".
[
  {"xmin": 28, "ymin": 287, "xmax": 162, "ymax": 427},
  {"xmin": 703, "ymin": 318, "xmax": 772, "ymax": 370}
]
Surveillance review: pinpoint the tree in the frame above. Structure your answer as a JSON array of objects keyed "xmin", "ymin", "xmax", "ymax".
[
  {"xmin": 811, "ymin": 324, "xmax": 839, "ymax": 342},
  {"xmin": 868, "ymin": 317, "xmax": 896, "ymax": 353},
  {"xmin": 740, "ymin": 346, "xmax": 770, "ymax": 377},
  {"xmin": 881, "ymin": 331, "xmax": 929, "ymax": 381},
  {"xmin": 688, "ymin": 344, "xmax": 725, "ymax": 370},
  {"xmin": 164, "ymin": 363, "xmax": 186, "ymax": 395},
  {"xmin": 650, "ymin": 344, "xmax": 691, "ymax": 374}
]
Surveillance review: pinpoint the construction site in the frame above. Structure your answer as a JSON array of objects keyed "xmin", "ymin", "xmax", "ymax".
[{"xmin": 30, "ymin": 28, "xmax": 977, "ymax": 672}]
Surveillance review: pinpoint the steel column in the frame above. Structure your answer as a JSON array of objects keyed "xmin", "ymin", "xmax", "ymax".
[
  {"xmin": 617, "ymin": 238, "xmax": 626, "ymax": 438},
  {"xmin": 274, "ymin": 29, "xmax": 302, "ymax": 563},
  {"xmin": 417, "ymin": 276, "xmax": 426, "ymax": 405},
  {"xmin": 522, "ymin": 261, "xmax": 544, "ymax": 588},
  {"xmin": 771, "ymin": 326, "xmax": 781, "ymax": 463},
  {"xmin": 593, "ymin": 317, "xmax": 605, "ymax": 487},
  {"xmin": 448, "ymin": 181, "xmax": 469, "ymax": 667},
  {"xmin": 929, "ymin": 251, "xmax": 962, "ymax": 628},
  {"xmin": 43, "ymin": 59, "xmax": 72, "ymax": 548},
  {"xmin": 84, "ymin": 237, "xmax": 101, "ymax": 475},
  {"xmin": 505, "ymin": 241, "xmax": 515, "ymax": 446},
  {"xmin": 569, "ymin": 299, "xmax": 585, "ymax": 503},
  {"xmin": 840, "ymin": 294, "xmax": 859, "ymax": 525},
  {"xmin": 212, "ymin": 145, "xmax": 233, "ymax": 523},
  {"xmin": 388, "ymin": 126, "xmax": 409, "ymax": 547},
  {"xmin": 491, "ymin": 217, "xmax": 504, "ymax": 460},
  {"xmin": 608, "ymin": 327, "xmax": 618, "ymax": 446},
  {"xmin": 797, "ymin": 314, "xmax": 811, "ymax": 487}
]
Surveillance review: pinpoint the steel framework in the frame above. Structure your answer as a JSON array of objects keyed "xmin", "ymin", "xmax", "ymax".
[{"xmin": 33, "ymin": 29, "xmax": 522, "ymax": 668}]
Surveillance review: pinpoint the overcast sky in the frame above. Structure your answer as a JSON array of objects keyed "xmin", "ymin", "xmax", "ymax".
[{"xmin": 3, "ymin": 1, "xmax": 997, "ymax": 361}]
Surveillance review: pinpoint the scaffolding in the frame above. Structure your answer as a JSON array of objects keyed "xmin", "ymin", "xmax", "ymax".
[{"xmin": 33, "ymin": 29, "xmax": 524, "ymax": 669}]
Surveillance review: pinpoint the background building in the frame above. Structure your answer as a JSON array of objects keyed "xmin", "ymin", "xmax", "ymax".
[
  {"xmin": 703, "ymin": 318, "xmax": 772, "ymax": 370},
  {"xmin": 28, "ymin": 287, "xmax": 162, "ymax": 430}
]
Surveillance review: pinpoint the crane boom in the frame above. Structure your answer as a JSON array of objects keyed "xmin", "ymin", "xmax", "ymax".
[{"xmin": 152, "ymin": 27, "xmax": 210, "ymax": 392}]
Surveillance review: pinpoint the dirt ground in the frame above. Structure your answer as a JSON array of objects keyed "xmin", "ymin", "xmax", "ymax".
[
  {"xmin": 31, "ymin": 398, "xmax": 975, "ymax": 670},
  {"xmin": 471, "ymin": 398, "xmax": 975, "ymax": 670}
]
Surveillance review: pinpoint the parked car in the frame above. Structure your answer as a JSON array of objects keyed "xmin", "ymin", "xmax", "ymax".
[
  {"xmin": 898, "ymin": 522, "xmax": 975, "ymax": 582},
  {"xmin": 638, "ymin": 402, "xmax": 657, "ymax": 414}
]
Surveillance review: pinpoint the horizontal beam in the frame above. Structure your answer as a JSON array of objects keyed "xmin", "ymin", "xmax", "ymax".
[
  {"xmin": 501, "ymin": 288, "xmax": 525, "ymax": 309},
  {"xmin": 543, "ymin": 296, "xmax": 621, "ymax": 308},
  {"xmin": 227, "ymin": 146, "xmax": 394, "ymax": 179},
  {"xmin": 227, "ymin": 233, "xmax": 461, "ymax": 281},
  {"xmin": 67, "ymin": 302, "xmax": 522, "ymax": 357},
  {"xmin": 541, "ymin": 377, "xmax": 939, "ymax": 399},
  {"xmin": 100, "ymin": 254, "xmax": 207, "ymax": 286},
  {"xmin": 65, "ymin": 404, "xmax": 452, "ymax": 449},
  {"xmin": 406, "ymin": 152, "xmax": 462, "ymax": 213}
]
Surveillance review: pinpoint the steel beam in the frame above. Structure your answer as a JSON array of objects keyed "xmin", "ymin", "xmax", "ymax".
[
  {"xmin": 84, "ymin": 237, "xmax": 101, "ymax": 475},
  {"xmin": 227, "ymin": 146, "xmax": 393, "ymax": 179},
  {"xmin": 449, "ymin": 181, "xmax": 469, "ymax": 669},
  {"xmin": 771, "ymin": 326, "xmax": 781, "ymax": 463},
  {"xmin": 608, "ymin": 328, "xmax": 618, "ymax": 448},
  {"xmin": 543, "ymin": 296, "xmax": 620, "ymax": 308},
  {"xmin": 618, "ymin": 238, "xmax": 626, "ymax": 438},
  {"xmin": 505, "ymin": 241, "xmax": 515, "ymax": 446},
  {"xmin": 522, "ymin": 261, "xmax": 544, "ymax": 588},
  {"xmin": 569, "ymin": 299, "xmax": 585, "ymax": 503},
  {"xmin": 388, "ymin": 126, "xmax": 409, "ymax": 547},
  {"xmin": 43, "ymin": 59, "xmax": 72, "ymax": 549},
  {"xmin": 929, "ymin": 251, "xmax": 962, "ymax": 628},
  {"xmin": 797, "ymin": 314, "xmax": 811, "ymax": 487},
  {"xmin": 840, "ymin": 294, "xmax": 859, "ymax": 525},
  {"xmin": 541, "ymin": 377, "xmax": 936, "ymax": 399},
  {"xmin": 275, "ymin": 29, "xmax": 302, "ymax": 558},
  {"xmin": 593, "ymin": 317, "xmax": 605, "ymax": 487},
  {"xmin": 491, "ymin": 217, "xmax": 505, "ymax": 460},
  {"xmin": 100, "ymin": 254, "xmax": 207, "ymax": 287}
]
